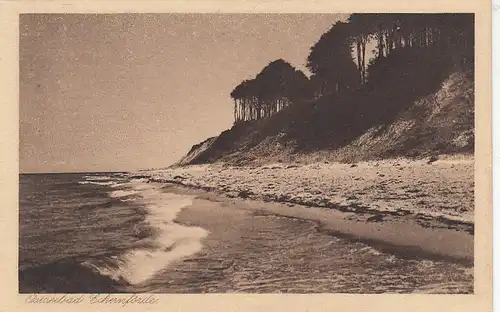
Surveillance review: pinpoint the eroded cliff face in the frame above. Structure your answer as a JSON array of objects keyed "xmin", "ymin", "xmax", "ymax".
[{"xmin": 176, "ymin": 136, "xmax": 218, "ymax": 166}]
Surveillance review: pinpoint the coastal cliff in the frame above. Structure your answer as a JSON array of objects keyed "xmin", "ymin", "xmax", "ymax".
[{"xmin": 177, "ymin": 70, "xmax": 473, "ymax": 167}]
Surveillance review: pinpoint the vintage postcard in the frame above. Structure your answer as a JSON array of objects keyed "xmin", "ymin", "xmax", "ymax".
[{"xmin": 0, "ymin": 0, "xmax": 492, "ymax": 311}]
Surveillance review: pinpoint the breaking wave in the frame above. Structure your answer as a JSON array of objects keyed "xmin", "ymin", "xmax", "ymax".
[{"xmin": 91, "ymin": 180, "xmax": 209, "ymax": 285}]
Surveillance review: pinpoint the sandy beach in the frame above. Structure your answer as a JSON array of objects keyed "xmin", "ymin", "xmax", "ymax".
[{"xmin": 145, "ymin": 157, "xmax": 474, "ymax": 227}]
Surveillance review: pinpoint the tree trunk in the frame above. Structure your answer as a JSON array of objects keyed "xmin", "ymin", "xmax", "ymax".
[
  {"xmin": 233, "ymin": 99, "xmax": 237, "ymax": 122},
  {"xmin": 384, "ymin": 32, "xmax": 391, "ymax": 56},
  {"xmin": 377, "ymin": 32, "xmax": 384, "ymax": 58},
  {"xmin": 361, "ymin": 38, "xmax": 366, "ymax": 84},
  {"xmin": 242, "ymin": 100, "xmax": 246, "ymax": 121},
  {"xmin": 356, "ymin": 39, "xmax": 363, "ymax": 85}
]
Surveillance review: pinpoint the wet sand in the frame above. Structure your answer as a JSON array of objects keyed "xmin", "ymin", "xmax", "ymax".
[{"xmin": 165, "ymin": 184, "xmax": 473, "ymax": 265}]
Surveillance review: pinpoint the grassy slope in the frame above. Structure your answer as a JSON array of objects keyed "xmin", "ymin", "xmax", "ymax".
[{"xmin": 177, "ymin": 70, "xmax": 474, "ymax": 167}]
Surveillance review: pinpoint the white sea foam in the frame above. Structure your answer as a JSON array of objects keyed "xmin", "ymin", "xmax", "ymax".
[
  {"xmin": 101, "ymin": 180, "xmax": 209, "ymax": 285},
  {"xmin": 109, "ymin": 190, "xmax": 139, "ymax": 198},
  {"xmin": 79, "ymin": 181, "xmax": 117, "ymax": 186},
  {"xmin": 83, "ymin": 176, "xmax": 113, "ymax": 181},
  {"xmin": 129, "ymin": 178, "xmax": 149, "ymax": 183}
]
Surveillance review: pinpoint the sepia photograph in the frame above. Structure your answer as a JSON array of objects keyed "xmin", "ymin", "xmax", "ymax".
[{"xmin": 17, "ymin": 11, "xmax": 481, "ymax": 297}]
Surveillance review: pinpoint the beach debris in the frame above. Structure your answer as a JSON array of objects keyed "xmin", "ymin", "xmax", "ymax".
[
  {"xmin": 366, "ymin": 215, "xmax": 384, "ymax": 222},
  {"xmin": 427, "ymin": 155, "xmax": 439, "ymax": 164}
]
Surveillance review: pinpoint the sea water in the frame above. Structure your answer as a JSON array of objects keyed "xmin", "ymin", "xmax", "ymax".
[{"xmin": 19, "ymin": 173, "xmax": 207, "ymax": 293}]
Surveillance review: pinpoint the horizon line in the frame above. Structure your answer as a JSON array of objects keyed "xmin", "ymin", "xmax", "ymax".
[{"xmin": 19, "ymin": 170, "xmax": 132, "ymax": 175}]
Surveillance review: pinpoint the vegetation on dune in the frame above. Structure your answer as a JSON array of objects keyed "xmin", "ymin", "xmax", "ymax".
[{"xmin": 229, "ymin": 13, "xmax": 474, "ymax": 125}]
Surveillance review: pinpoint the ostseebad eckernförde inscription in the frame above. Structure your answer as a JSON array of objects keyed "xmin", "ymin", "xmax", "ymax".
[
  {"xmin": 19, "ymin": 13, "xmax": 474, "ymax": 294},
  {"xmin": 25, "ymin": 294, "xmax": 159, "ymax": 306}
]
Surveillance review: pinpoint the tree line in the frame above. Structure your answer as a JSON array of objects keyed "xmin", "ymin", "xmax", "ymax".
[
  {"xmin": 230, "ymin": 59, "xmax": 312, "ymax": 123},
  {"xmin": 230, "ymin": 13, "xmax": 474, "ymax": 124}
]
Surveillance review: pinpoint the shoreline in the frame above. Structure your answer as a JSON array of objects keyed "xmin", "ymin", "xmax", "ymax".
[
  {"xmin": 159, "ymin": 183, "xmax": 473, "ymax": 266},
  {"xmin": 134, "ymin": 157, "xmax": 474, "ymax": 266}
]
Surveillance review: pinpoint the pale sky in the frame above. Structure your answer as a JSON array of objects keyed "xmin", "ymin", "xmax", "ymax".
[{"xmin": 20, "ymin": 13, "xmax": 347, "ymax": 173}]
